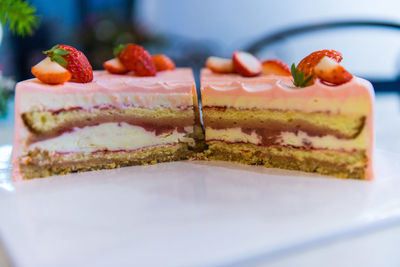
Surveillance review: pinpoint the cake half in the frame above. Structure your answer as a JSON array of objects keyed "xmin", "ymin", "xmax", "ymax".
[
  {"xmin": 12, "ymin": 68, "xmax": 202, "ymax": 180},
  {"xmin": 200, "ymin": 68, "xmax": 374, "ymax": 179}
]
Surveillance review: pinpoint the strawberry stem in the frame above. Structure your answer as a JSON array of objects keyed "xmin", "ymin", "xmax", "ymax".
[
  {"xmin": 43, "ymin": 44, "xmax": 69, "ymax": 67},
  {"xmin": 113, "ymin": 44, "xmax": 126, "ymax": 57}
]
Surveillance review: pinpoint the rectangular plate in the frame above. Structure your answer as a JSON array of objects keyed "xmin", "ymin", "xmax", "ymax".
[{"xmin": 1, "ymin": 148, "xmax": 400, "ymax": 266}]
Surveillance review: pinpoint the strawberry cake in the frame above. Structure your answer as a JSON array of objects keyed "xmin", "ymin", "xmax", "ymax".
[
  {"xmin": 12, "ymin": 45, "xmax": 375, "ymax": 181},
  {"xmin": 202, "ymin": 50, "xmax": 374, "ymax": 179},
  {"xmin": 12, "ymin": 44, "xmax": 203, "ymax": 180}
]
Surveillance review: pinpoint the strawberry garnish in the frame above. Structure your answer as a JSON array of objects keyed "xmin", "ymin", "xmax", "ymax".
[
  {"xmin": 297, "ymin": 49, "xmax": 342, "ymax": 80},
  {"xmin": 152, "ymin": 54, "xmax": 175, "ymax": 71},
  {"xmin": 205, "ymin": 56, "xmax": 234, "ymax": 74},
  {"xmin": 44, "ymin": 44, "xmax": 93, "ymax": 83},
  {"xmin": 31, "ymin": 57, "xmax": 71, "ymax": 84},
  {"xmin": 262, "ymin": 59, "xmax": 291, "ymax": 76},
  {"xmin": 314, "ymin": 56, "xmax": 353, "ymax": 85},
  {"xmin": 103, "ymin": 58, "xmax": 129, "ymax": 74},
  {"xmin": 232, "ymin": 51, "xmax": 262, "ymax": 77},
  {"xmin": 291, "ymin": 50, "xmax": 352, "ymax": 87},
  {"xmin": 114, "ymin": 44, "xmax": 156, "ymax": 76}
]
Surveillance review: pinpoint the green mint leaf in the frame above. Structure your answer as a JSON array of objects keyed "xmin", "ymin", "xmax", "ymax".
[
  {"xmin": 291, "ymin": 63, "xmax": 313, "ymax": 88},
  {"xmin": 291, "ymin": 63, "xmax": 302, "ymax": 87},
  {"xmin": 291, "ymin": 63, "xmax": 297, "ymax": 79},
  {"xmin": 298, "ymin": 72, "xmax": 305, "ymax": 86}
]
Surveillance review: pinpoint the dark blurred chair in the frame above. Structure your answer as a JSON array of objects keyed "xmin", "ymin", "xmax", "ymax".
[{"xmin": 244, "ymin": 20, "xmax": 400, "ymax": 92}]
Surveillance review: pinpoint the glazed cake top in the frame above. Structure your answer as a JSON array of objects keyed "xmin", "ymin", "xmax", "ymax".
[
  {"xmin": 200, "ymin": 68, "xmax": 375, "ymax": 115},
  {"xmin": 18, "ymin": 68, "xmax": 195, "ymax": 94},
  {"xmin": 16, "ymin": 68, "xmax": 196, "ymax": 112}
]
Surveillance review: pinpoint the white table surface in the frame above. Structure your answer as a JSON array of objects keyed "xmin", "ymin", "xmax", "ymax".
[
  {"xmin": 263, "ymin": 224, "xmax": 400, "ymax": 267},
  {"xmin": 0, "ymin": 93, "xmax": 399, "ymax": 267}
]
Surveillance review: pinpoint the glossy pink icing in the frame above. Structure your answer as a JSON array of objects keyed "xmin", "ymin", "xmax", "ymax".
[
  {"xmin": 18, "ymin": 68, "xmax": 195, "ymax": 94},
  {"xmin": 201, "ymin": 68, "xmax": 375, "ymax": 180},
  {"xmin": 201, "ymin": 69, "xmax": 373, "ymax": 100}
]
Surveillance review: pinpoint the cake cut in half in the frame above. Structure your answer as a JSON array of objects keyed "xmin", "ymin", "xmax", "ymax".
[
  {"xmin": 201, "ymin": 63, "xmax": 374, "ymax": 179},
  {"xmin": 12, "ymin": 68, "xmax": 203, "ymax": 180}
]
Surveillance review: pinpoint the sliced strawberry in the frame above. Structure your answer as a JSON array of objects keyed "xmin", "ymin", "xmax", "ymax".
[
  {"xmin": 31, "ymin": 57, "xmax": 72, "ymax": 84},
  {"xmin": 152, "ymin": 54, "xmax": 175, "ymax": 71},
  {"xmin": 297, "ymin": 50, "xmax": 342, "ymax": 80},
  {"xmin": 103, "ymin": 58, "xmax": 129, "ymax": 74},
  {"xmin": 262, "ymin": 59, "xmax": 291, "ymax": 76},
  {"xmin": 232, "ymin": 51, "xmax": 262, "ymax": 77},
  {"xmin": 314, "ymin": 56, "xmax": 353, "ymax": 85},
  {"xmin": 205, "ymin": 56, "xmax": 234, "ymax": 74},
  {"xmin": 44, "ymin": 44, "xmax": 93, "ymax": 83},
  {"xmin": 114, "ymin": 44, "xmax": 156, "ymax": 76}
]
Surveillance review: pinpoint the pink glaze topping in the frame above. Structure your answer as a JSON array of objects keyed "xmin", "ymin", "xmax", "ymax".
[
  {"xmin": 201, "ymin": 68, "xmax": 373, "ymax": 101},
  {"xmin": 18, "ymin": 68, "xmax": 195, "ymax": 94},
  {"xmin": 16, "ymin": 68, "xmax": 196, "ymax": 113}
]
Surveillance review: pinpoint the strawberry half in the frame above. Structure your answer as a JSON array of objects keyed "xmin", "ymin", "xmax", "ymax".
[
  {"xmin": 232, "ymin": 51, "xmax": 262, "ymax": 77},
  {"xmin": 314, "ymin": 56, "xmax": 353, "ymax": 85},
  {"xmin": 152, "ymin": 54, "xmax": 175, "ymax": 71},
  {"xmin": 31, "ymin": 57, "xmax": 71, "ymax": 84},
  {"xmin": 103, "ymin": 58, "xmax": 129, "ymax": 74},
  {"xmin": 44, "ymin": 44, "xmax": 93, "ymax": 83},
  {"xmin": 114, "ymin": 44, "xmax": 156, "ymax": 76},
  {"xmin": 297, "ymin": 49, "xmax": 342, "ymax": 80},
  {"xmin": 205, "ymin": 56, "xmax": 234, "ymax": 74},
  {"xmin": 262, "ymin": 59, "xmax": 291, "ymax": 76}
]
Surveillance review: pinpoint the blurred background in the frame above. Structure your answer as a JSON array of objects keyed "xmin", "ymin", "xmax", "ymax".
[{"xmin": 0, "ymin": 0, "xmax": 400, "ymax": 151}]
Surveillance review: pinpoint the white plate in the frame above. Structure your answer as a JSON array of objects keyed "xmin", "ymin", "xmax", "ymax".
[{"xmin": 1, "ymin": 148, "xmax": 400, "ymax": 267}]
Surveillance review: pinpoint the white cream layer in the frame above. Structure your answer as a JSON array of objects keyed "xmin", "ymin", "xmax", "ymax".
[
  {"xmin": 19, "ymin": 91, "xmax": 193, "ymax": 113},
  {"xmin": 205, "ymin": 127, "xmax": 367, "ymax": 151},
  {"xmin": 28, "ymin": 123, "xmax": 194, "ymax": 153},
  {"xmin": 278, "ymin": 129, "xmax": 367, "ymax": 151},
  {"xmin": 205, "ymin": 127, "xmax": 262, "ymax": 145}
]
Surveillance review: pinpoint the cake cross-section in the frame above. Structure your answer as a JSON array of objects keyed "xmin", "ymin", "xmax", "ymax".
[
  {"xmin": 12, "ymin": 68, "xmax": 202, "ymax": 180},
  {"xmin": 201, "ymin": 51, "xmax": 374, "ymax": 179}
]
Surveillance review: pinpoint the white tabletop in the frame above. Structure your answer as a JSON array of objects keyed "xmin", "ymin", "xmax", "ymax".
[
  {"xmin": 0, "ymin": 93, "xmax": 400, "ymax": 267},
  {"xmin": 264, "ymin": 224, "xmax": 400, "ymax": 267}
]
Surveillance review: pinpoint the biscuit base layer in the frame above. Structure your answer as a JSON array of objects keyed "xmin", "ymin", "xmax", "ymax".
[
  {"xmin": 204, "ymin": 141, "xmax": 367, "ymax": 179},
  {"xmin": 20, "ymin": 144, "xmax": 194, "ymax": 179}
]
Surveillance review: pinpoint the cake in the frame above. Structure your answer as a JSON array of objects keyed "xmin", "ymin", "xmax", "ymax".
[
  {"xmin": 12, "ymin": 69, "xmax": 202, "ymax": 180},
  {"xmin": 12, "ymin": 44, "xmax": 203, "ymax": 181},
  {"xmin": 201, "ymin": 50, "xmax": 374, "ymax": 179},
  {"xmin": 12, "ymin": 44, "xmax": 374, "ymax": 181}
]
